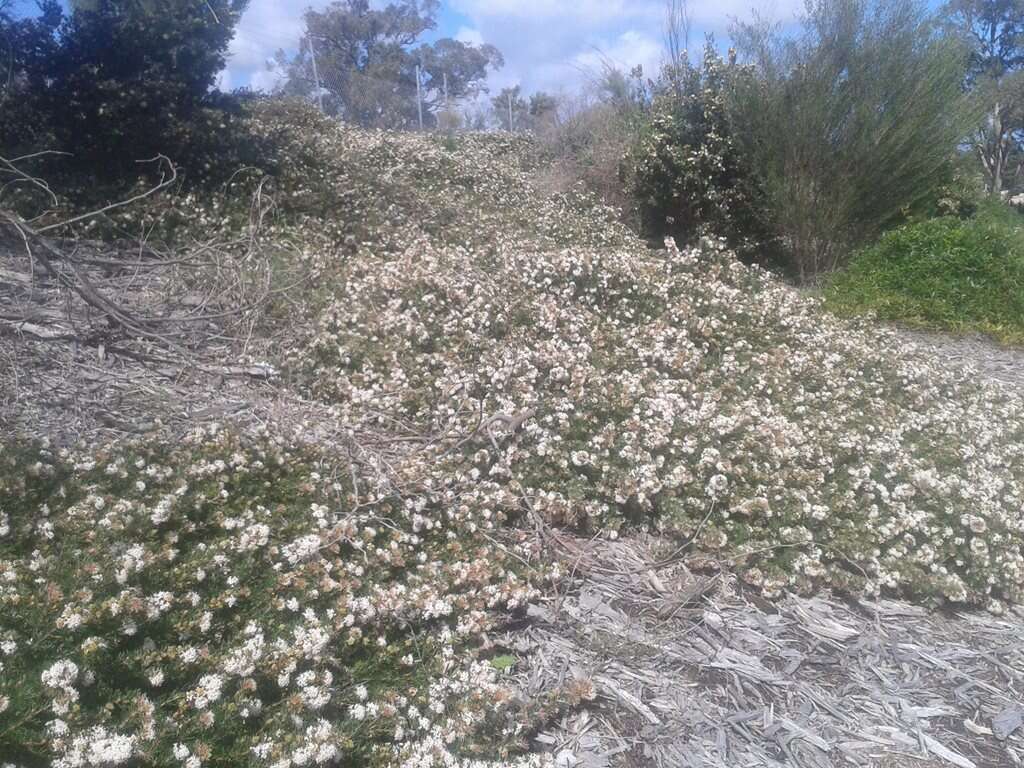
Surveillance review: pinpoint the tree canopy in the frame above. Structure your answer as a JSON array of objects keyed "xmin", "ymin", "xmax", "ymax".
[
  {"xmin": 943, "ymin": 0, "xmax": 1024, "ymax": 192},
  {"xmin": 1, "ymin": 0, "xmax": 249, "ymax": 180},
  {"xmin": 944, "ymin": 0, "xmax": 1024, "ymax": 79},
  {"xmin": 280, "ymin": 0, "xmax": 503, "ymax": 128}
]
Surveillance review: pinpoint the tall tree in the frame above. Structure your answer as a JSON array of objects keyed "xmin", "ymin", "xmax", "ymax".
[
  {"xmin": 15, "ymin": 0, "xmax": 250, "ymax": 177},
  {"xmin": 280, "ymin": 0, "xmax": 502, "ymax": 129},
  {"xmin": 528, "ymin": 91, "xmax": 559, "ymax": 128},
  {"xmin": 0, "ymin": 1, "xmax": 63, "ymax": 155},
  {"xmin": 732, "ymin": 0, "xmax": 975, "ymax": 280},
  {"xmin": 491, "ymin": 85, "xmax": 527, "ymax": 131},
  {"xmin": 943, "ymin": 0, "xmax": 1024, "ymax": 193}
]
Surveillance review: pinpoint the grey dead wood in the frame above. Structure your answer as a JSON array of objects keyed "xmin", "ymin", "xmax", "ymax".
[{"xmin": 504, "ymin": 534, "xmax": 1024, "ymax": 768}]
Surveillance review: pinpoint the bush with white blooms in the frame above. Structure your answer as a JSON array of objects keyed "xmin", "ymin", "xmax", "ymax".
[{"xmin": 2, "ymin": 101, "xmax": 1023, "ymax": 765}]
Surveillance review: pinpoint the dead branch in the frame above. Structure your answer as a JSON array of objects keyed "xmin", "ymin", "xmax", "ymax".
[
  {"xmin": 36, "ymin": 155, "xmax": 177, "ymax": 234},
  {"xmin": 0, "ymin": 152, "xmax": 71, "ymax": 208}
]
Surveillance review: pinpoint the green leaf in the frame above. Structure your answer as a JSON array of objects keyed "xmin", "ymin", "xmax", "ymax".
[{"xmin": 489, "ymin": 654, "xmax": 516, "ymax": 672}]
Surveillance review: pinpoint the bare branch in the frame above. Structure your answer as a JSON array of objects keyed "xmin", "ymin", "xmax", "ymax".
[
  {"xmin": 36, "ymin": 155, "xmax": 178, "ymax": 234},
  {"xmin": 664, "ymin": 0, "xmax": 691, "ymax": 70},
  {"xmin": 0, "ymin": 153, "xmax": 71, "ymax": 208}
]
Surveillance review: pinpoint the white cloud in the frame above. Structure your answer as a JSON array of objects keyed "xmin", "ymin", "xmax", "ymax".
[
  {"xmin": 223, "ymin": 0, "xmax": 806, "ymax": 95},
  {"xmin": 223, "ymin": 0, "xmax": 328, "ymax": 90},
  {"xmin": 686, "ymin": 0, "xmax": 803, "ymax": 26},
  {"xmin": 452, "ymin": 0, "xmax": 652, "ymax": 23},
  {"xmin": 250, "ymin": 65, "xmax": 287, "ymax": 94},
  {"xmin": 455, "ymin": 26, "xmax": 485, "ymax": 46},
  {"xmin": 449, "ymin": 0, "xmax": 807, "ymax": 96},
  {"xmin": 572, "ymin": 29, "xmax": 663, "ymax": 80}
]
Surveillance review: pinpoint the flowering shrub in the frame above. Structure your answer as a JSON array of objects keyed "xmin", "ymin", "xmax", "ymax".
[
  {"xmin": 0, "ymin": 431, "xmax": 551, "ymax": 766},
  {"xmin": 5, "ymin": 100, "xmax": 1024, "ymax": 765},
  {"xmin": 229, "ymin": 102, "xmax": 1024, "ymax": 609},
  {"xmin": 298, "ymin": 226, "xmax": 1024, "ymax": 608},
  {"xmin": 628, "ymin": 45, "xmax": 771, "ymax": 262}
]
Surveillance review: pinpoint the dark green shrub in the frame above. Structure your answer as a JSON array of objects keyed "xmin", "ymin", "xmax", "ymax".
[
  {"xmin": 629, "ymin": 44, "xmax": 773, "ymax": 262},
  {"xmin": 732, "ymin": 0, "xmax": 977, "ymax": 282},
  {"xmin": 1, "ymin": 0, "xmax": 256, "ymax": 189}
]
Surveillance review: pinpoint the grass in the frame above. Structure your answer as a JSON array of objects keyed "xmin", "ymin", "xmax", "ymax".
[{"xmin": 825, "ymin": 201, "xmax": 1024, "ymax": 345}]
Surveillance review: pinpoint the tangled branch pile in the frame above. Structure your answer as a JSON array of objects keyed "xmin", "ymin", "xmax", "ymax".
[{"xmin": 1, "ymin": 102, "xmax": 1023, "ymax": 767}]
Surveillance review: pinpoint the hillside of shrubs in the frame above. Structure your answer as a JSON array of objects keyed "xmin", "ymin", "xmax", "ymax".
[
  {"xmin": 539, "ymin": 1, "xmax": 1024, "ymax": 340},
  {"xmin": 3, "ymin": 100, "xmax": 1024, "ymax": 765},
  {"xmin": 3, "ymin": 0, "xmax": 1024, "ymax": 765}
]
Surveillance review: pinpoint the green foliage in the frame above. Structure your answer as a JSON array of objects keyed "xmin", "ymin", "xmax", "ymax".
[
  {"xmin": 489, "ymin": 655, "xmax": 517, "ymax": 672},
  {"xmin": 629, "ymin": 44, "xmax": 773, "ymax": 262},
  {"xmin": 932, "ymin": 167, "xmax": 986, "ymax": 219},
  {"xmin": 1, "ymin": 0, "xmax": 255, "ymax": 187},
  {"xmin": 732, "ymin": 0, "xmax": 977, "ymax": 281},
  {"xmin": 826, "ymin": 203, "xmax": 1024, "ymax": 342},
  {"xmin": 0, "ymin": 1, "xmax": 62, "ymax": 155}
]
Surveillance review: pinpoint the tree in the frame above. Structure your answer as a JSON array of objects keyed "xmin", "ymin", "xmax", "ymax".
[
  {"xmin": 943, "ymin": 0, "xmax": 1024, "ymax": 193},
  {"xmin": 527, "ymin": 91, "xmax": 559, "ymax": 131},
  {"xmin": 595, "ymin": 63, "xmax": 649, "ymax": 111},
  {"xmin": 491, "ymin": 85, "xmax": 528, "ymax": 131},
  {"xmin": 944, "ymin": 0, "xmax": 1024, "ymax": 79},
  {"xmin": 731, "ymin": 0, "xmax": 975, "ymax": 281},
  {"xmin": 280, "ymin": 0, "xmax": 502, "ymax": 129},
  {"xmin": 3, "ymin": 0, "xmax": 250, "ymax": 180},
  {"xmin": 0, "ymin": 1, "xmax": 62, "ymax": 117}
]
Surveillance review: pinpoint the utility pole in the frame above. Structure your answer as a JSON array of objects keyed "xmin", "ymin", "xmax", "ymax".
[
  {"xmin": 508, "ymin": 91, "xmax": 514, "ymax": 132},
  {"xmin": 415, "ymin": 64, "xmax": 424, "ymax": 131},
  {"xmin": 443, "ymin": 72, "xmax": 449, "ymax": 111},
  {"xmin": 308, "ymin": 37, "xmax": 324, "ymax": 113}
]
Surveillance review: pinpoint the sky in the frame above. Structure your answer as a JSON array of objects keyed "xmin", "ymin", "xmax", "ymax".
[{"xmin": 222, "ymin": 0, "xmax": 808, "ymax": 96}]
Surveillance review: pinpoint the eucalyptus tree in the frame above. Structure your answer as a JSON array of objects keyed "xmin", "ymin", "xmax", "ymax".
[
  {"xmin": 943, "ymin": 0, "xmax": 1024, "ymax": 193},
  {"xmin": 280, "ymin": 0, "xmax": 503, "ymax": 129}
]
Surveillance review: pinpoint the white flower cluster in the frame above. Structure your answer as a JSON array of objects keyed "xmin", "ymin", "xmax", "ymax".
[
  {"xmin": 52, "ymin": 726, "xmax": 135, "ymax": 767},
  {"xmin": 3, "ymin": 426, "xmax": 543, "ymax": 765}
]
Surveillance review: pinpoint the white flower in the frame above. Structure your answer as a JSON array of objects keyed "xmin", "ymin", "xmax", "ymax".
[
  {"xmin": 41, "ymin": 659, "xmax": 78, "ymax": 693},
  {"xmin": 189, "ymin": 674, "xmax": 224, "ymax": 709}
]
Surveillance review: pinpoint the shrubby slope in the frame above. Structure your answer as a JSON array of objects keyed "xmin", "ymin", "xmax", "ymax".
[
  {"xmin": 3, "ymin": 103, "xmax": 1024, "ymax": 767},
  {"xmin": 251, "ymin": 105, "xmax": 1023, "ymax": 608}
]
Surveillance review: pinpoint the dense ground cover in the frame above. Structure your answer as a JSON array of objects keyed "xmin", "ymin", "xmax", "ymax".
[
  {"xmin": 826, "ymin": 203, "xmax": 1024, "ymax": 344},
  {"xmin": 3, "ymin": 102, "xmax": 1024, "ymax": 766},
  {"xmin": 0, "ymin": 432, "xmax": 554, "ymax": 767}
]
